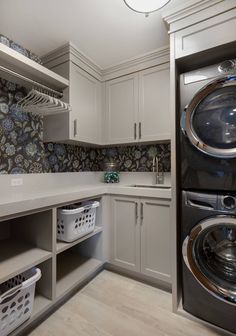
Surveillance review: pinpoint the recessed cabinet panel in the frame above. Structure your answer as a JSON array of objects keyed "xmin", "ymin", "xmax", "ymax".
[
  {"xmin": 70, "ymin": 64, "xmax": 101, "ymax": 143},
  {"xmin": 175, "ymin": 10, "xmax": 236, "ymax": 59},
  {"xmin": 43, "ymin": 61, "xmax": 102, "ymax": 144},
  {"xmin": 110, "ymin": 196, "xmax": 171, "ymax": 284},
  {"xmin": 111, "ymin": 197, "xmax": 140, "ymax": 272},
  {"xmin": 106, "ymin": 74, "xmax": 138, "ymax": 144},
  {"xmin": 139, "ymin": 65, "xmax": 170, "ymax": 141},
  {"xmin": 141, "ymin": 200, "xmax": 171, "ymax": 283}
]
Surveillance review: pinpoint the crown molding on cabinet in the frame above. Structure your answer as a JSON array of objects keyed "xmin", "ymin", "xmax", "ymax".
[
  {"xmin": 102, "ymin": 46, "xmax": 170, "ymax": 81},
  {"xmin": 42, "ymin": 42, "xmax": 103, "ymax": 81},
  {"xmin": 162, "ymin": 0, "xmax": 235, "ymax": 33},
  {"xmin": 42, "ymin": 42, "xmax": 170, "ymax": 82}
]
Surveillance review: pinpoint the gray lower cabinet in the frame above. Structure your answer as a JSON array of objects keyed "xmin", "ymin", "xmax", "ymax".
[
  {"xmin": 140, "ymin": 199, "xmax": 171, "ymax": 283},
  {"xmin": 111, "ymin": 196, "xmax": 140, "ymax": 272},
  {"xmin": 110, "ymin": 196, "xmax": 171, "ymax": 284}
]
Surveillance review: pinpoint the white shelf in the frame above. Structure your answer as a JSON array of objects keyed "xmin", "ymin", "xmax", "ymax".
[
  {"xmin": 56, "ymin": 226, "xmax": 103, "ymax": 254},
  {"xmin": 0, "ymin": 43, "xmax": 69, "ymax": 91},
  {"xmin": 56, "ymin": 253, "xmax": 103, "ymax": 299},
  {"xmin": 0, "ymin": 239, "xmax": 52, "ymax": 284}
]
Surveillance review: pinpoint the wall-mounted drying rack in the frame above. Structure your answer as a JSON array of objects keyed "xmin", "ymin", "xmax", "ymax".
[
  {"xmin": 0, "ymin": 43, "xmax": 71, "ymax": 116},
  {"xmin": 17, "ymin": 88, "xmax": 71, "ymax": 116},
  {"xmin": 0, "ymin": 42, "xmax": 69, "ymax": 92}
]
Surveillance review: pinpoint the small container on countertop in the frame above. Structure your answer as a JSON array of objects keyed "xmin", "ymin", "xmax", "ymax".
[{"xmin": 103, "ymin": 161, "xmax": 120, "ymax": 183}]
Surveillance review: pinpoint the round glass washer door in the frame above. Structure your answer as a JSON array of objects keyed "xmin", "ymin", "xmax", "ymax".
[
  {"xmin": 185, "ymin": 76, "xmax": 236, "ymax": 158},
  {"xmin": 183, "ymin": 216, "xmax": 236, "ymax": 304}
]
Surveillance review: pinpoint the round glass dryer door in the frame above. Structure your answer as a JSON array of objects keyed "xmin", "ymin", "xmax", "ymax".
[
  {"xmin": 185, "ymin": 76, "xmax": 236, "ymax": 158},
  {"xmin": 183, "ymin": 216, "xmax": 236, "ymax": 304}
]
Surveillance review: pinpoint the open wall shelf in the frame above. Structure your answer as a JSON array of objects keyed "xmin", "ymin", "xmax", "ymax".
[{"xmin": 0, "ymin": 43, "xmax": 69, "ymax": 91}]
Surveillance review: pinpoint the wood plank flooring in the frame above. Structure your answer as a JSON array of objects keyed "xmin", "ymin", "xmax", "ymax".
[{"xmin": 29, "ymin": 270, "xmax": 222, "ymax": 336}]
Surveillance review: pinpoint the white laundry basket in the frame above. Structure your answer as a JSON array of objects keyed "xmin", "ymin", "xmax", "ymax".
[
  {"xmin": 0, "ymin": 268, "xmax": 41, "ymax": 336},
  {"xmin": 57, "ymin": 200, "xmax": 100, "ymax": 242}
]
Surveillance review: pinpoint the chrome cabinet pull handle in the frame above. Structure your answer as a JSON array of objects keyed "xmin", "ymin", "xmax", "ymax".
[
  {"xmin": 134, "ymin": 123, "xmax": 137, "ymax": 140},
  {"xmin": 74, "ymin": 119, "xmax": 78, "ymax": 137},
  {"xmin": 140, "ymin": 202, "xmax": 144, "ymax": 223},
  {"xmin": 135, "ymin": 202, "xmax": 138, "ymax": 223},
  {"xmin": 139, "ymin": 122, "xmax": 141, "ymax": 139}
]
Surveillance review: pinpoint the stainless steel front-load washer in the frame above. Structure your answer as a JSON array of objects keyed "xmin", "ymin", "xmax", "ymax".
[
  {"xmin": 182, "ymin": 190, "xmax": 236, "ymax": 333},
  {"xmin": 180, "ymin": 59, "xmax": 236, "ymax": 191}
]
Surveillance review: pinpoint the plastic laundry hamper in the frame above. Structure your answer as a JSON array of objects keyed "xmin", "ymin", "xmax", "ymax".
[
  {"xmin": 0, "ymin": 268, "xmax": 41, "ymax": 336},
  {"xmin": 57, "ymin": 200, "xmax": 100, "ymax": 242}
]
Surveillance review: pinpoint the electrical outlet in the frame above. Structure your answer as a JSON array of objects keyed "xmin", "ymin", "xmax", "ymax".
[{"xmin": 11, "ymin": 178, "xmax": 23, "ymax": 186}]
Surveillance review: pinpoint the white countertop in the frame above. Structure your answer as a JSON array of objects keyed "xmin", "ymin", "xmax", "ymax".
[{"xmin": 0, "ymin": 172, "xmax": 171, "ymax": 218}]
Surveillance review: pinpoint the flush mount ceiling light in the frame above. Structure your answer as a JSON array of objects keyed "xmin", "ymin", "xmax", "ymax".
[{"xmin": 124, "ymin": 0, "xmax": 171, "ymax": 16}]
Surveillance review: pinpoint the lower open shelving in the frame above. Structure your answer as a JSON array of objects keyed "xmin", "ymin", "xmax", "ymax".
[
  {"xmin": 56, "ymin": 252, "xmax": 103, "ymax": 299},
  {"xmin": 0, "ymin": 240, "xmax": 52, "ymax": 284},
  {"xmin": 56, "ymin": 226, "xmax": 103, "ymax": 254},
  {"xmin": 1, "ymin": 197, "xmax": 104, "ymax": 336}
]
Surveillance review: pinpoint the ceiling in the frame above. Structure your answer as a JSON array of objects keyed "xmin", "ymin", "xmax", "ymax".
[{"xmin": 1, "ymin": 0, "xmax": 185, "ymax": 69}]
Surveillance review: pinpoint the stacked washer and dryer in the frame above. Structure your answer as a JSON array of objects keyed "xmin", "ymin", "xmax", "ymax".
[{"xmin": 180, "ymin": 59, "xmax": 236, "ymax": 334}]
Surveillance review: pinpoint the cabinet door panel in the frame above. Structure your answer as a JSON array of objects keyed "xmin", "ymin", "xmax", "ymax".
[
  {"xmin": 70, "ymin": 64, "xmax": 101, "ymax": 143},
  {"xmin": 106, "ymin": 74, "xmax": 138, "ymax": 144},
  {"xmin": 139, "ymin": 65, "xmax": 170, "ymax": 142},
  {"xmin": 111, "ymin": 197, "xmax": 140, "ymax": 272},
  {"xmin": 175, "ymin": 11, "xmax": 236, "ymax": 59},
  {"xmin": 141, "ymin": 199, "xmax": 171, "ymax": 283}
]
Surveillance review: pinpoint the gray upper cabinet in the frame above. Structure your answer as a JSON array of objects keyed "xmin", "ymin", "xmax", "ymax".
[
  {"xmin": 139, "ymin": 64, "xmax": 170, "ymax": 142},
  {"xmin": 105, "ymin": 74, "xmax": 139, "ymax": 144},
  {"xmin": 70, "ymin": 64, "xmax": 102, "ymax": 144},
  {"xmin": 43, "ymin": 61, "xmax": 102, "ymax": 145},
  {"xmin": 174, "ymin": 11, "xmax": 236, "ymax": 59},
  {"xmin": 110, "ymin": 195, "xmax": 171, "ymax": 284},
  {"xmin": 105, "ymin": 64, "xmax": 170, "ymax": 145}
]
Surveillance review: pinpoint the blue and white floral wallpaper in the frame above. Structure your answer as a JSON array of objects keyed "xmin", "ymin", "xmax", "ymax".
[{"xmin": 0, "ymin": 77, "xmax": 170, "ymax": 174}]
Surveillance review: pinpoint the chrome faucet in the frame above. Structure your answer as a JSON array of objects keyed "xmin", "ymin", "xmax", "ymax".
[{"xmin": 152, "ymin": 156, "xmax": 164, "ymax": 185}]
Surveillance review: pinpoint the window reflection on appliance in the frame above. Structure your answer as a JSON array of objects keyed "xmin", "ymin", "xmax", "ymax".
[{"xmin": 193, "ymin": 224, "xmax": 236, "ymax": 303}]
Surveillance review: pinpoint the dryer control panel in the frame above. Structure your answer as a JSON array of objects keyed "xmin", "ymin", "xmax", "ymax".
[
  {"xmin": 220, "ymin": 195, "xmax": 236, "ymax": 211},
  {"xmin": 184, "ymin": 191, "xmax": 236, "ymax": 213}
]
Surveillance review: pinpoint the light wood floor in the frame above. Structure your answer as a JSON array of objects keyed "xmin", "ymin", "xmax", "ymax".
[{"xmin": 29, "ymin": 270, "xmax": 221, "ymax": 336}]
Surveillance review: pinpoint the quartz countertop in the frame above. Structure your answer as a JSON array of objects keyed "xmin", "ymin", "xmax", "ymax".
[{"xmin": 0, "ymin": 172, "xmax": 171, "ymax": 218}]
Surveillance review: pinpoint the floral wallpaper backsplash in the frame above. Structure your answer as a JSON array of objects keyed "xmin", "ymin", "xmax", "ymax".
[
  {"xmin": 0, "ymin": 77, "xmax": 170, "ymax": 174},
  {"xmin": 45, "ymin": 142, "xmax": 170, "ymax": 173}
]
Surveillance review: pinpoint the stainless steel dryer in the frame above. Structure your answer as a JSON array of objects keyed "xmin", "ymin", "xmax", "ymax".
[
  {"xmin": 182, "ymin": 190, "xmax": 236, "ymax": 334},
  {"xmin": 180, "ymin": 59, "xmax": 236, "ymax": 191}
]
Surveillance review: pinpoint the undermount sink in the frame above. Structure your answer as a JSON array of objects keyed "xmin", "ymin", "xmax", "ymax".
[{"xmin": 127, "ymin": 184, "xmax": 171, "ymax": 189}]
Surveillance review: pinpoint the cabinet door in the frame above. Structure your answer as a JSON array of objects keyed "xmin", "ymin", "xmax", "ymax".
[
  {"xmin": 70, "ymin": 63, "xmax": 101, "ymax": 144},
  {"xmin": 141, "ymin": 198, "xmax": 171, "ymax": 283},
  {"xmin": 139, "ymin": 64, "xmax": 170, "ymax": 142},
  {"xmin": 105, "ymin": 74, "xmax": 138, "ymax": 144},
  {"xmin": 175, "ymin": 10, "xmax": 236, "ymax": 59},
  {"xmin": 111, "ymin": 197, "xmax": 140, "ymax": 272}
]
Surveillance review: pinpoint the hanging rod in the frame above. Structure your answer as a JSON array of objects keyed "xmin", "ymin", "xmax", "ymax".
[{"xmin": 0, "ymin": 65, "xmax": 63, "ymax": 98}]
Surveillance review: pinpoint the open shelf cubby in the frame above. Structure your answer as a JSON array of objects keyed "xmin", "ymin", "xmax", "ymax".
[
  {"xmin": 56, "ymin": 232, "xmax": 104, "ymax": 299},
  {"xmin": 0, "ymin": 210, "xmax": 54, "ymax": 284},
  {"xmin": 56, "ymin": 226, "xmax": 103, "ymax": 254},
  {"xmin": 10, "ymin": 258, "xmax": 53, "ymax": 336}
]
